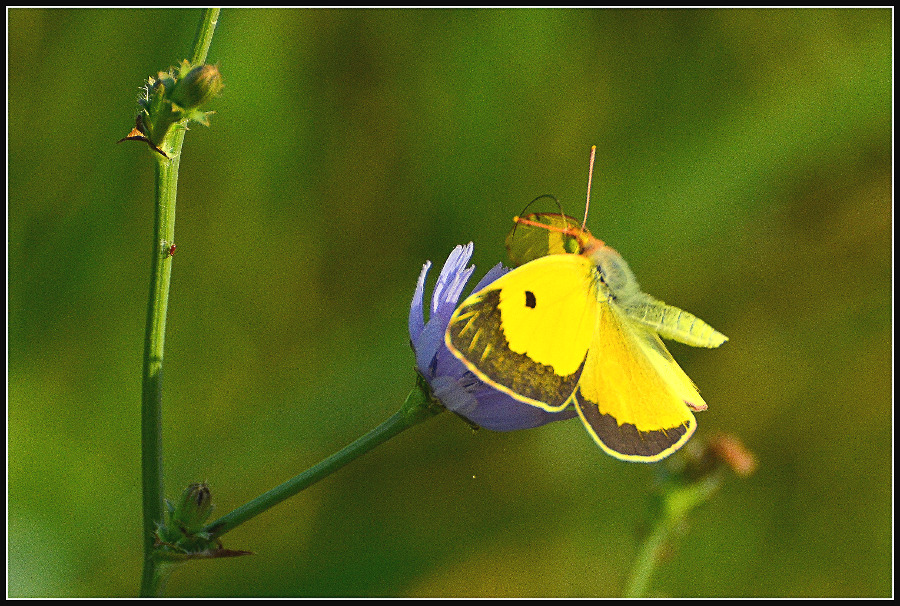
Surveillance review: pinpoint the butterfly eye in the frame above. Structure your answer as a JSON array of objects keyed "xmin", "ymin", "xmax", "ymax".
[{"xmin": 563, "ymin": 234, "xmax": 581, "ymax": 254}]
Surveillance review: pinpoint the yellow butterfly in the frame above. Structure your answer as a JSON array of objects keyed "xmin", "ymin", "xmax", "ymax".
[{"xmin": 444, "ymin": 153, "xmax": 727, "ymax": 462}]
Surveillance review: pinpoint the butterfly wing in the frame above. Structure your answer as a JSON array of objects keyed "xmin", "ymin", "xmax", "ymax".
[
  {"xmin": 505, "ymin": 213, "xmax": 584, "ymax": 267},
  {"xmin": 575, "ymin": 301, "xmax": 704, "ymax": 462},
  {"xmin": 446, "ymin": 254, "xmax": 599, "ymax": 412}
]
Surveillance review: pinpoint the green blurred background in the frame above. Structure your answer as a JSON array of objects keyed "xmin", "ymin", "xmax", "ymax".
[{"xmin": 8, "ymin": 8, "xmax": 891, "ymax": 597}]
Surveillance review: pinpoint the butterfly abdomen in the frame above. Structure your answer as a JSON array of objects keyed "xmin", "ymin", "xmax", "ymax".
[
  {"xmin": 586, "ymin": 244, "xmax": 728, "ymax": 349},
  {"xmin": 625, "ymin": 297, "xmax": 728, "ymax": 348}
]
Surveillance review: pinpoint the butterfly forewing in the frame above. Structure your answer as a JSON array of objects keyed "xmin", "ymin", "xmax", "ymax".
[{"xmin": 446, "ymin": 254, "xmax": 600, "ymax": 412}]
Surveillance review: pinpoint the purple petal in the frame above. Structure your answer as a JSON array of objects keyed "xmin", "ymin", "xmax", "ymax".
[
  {"xmin": 464, "ymin": 387, "xmax": 578, "ymax": 431},
  {"xmin": 431, "ymin": 243, "xmax": 473, "ymax": 316},
  {"xmin": 408, "ymin": 260, "xmax": 431, "ymax": 345},
  {"xmin": 472, "ymin": 262, "xmax": 508, "ymax": 292}
]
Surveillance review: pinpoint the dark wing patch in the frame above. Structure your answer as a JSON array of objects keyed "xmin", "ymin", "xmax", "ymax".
[
  {"xmin": 447, "ymin": 289, "xmax": 584, "ymax": 411},
  {"xmin": 574, "ymin": 391, "xmax": 694, "ymax": 461}
]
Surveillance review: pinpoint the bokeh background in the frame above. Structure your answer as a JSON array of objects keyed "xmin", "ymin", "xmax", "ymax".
[{"xmin": 8, "ymin": 8, "xmax": 891, "ymax": 597}]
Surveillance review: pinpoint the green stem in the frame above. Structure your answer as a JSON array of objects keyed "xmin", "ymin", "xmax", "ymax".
[
  {"xmin": 139, "ymin": 140, "xmax": 182, "ymax": 598},
  {"xmin": 139, "ymin": 7, "xmax": 221, "ymax": 597},
  {"xmin": 204, "ymin": 382, "xmax": 443, "ymax": 540},
  {"xmin": 623, "ymin": 513, "xmax": 671, "ymax": 598},
  {"xmin": 624, "ymin": 474, "xmax": 722, "ymax": 597},
  {"xmin": 191, "ymin": 8, "xmax": 221, "ymax": 66}
]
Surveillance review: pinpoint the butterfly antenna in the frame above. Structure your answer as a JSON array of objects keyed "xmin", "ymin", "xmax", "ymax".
[
  {"xmin": 583, "ymin": 145, "xmax": 596, "ymax": 231},
  {"xmin": 518, "ymin": 194, "xmax": 562, "ymax": 218}
]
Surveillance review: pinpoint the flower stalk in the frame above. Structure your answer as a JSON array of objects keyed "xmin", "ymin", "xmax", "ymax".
[
  {"xmin": 138, "ymin": 7, "xmax": 220, "ymax": 597},
  {"xmin": 624, "ymin": 435, "xmax": 757, "ymax": 597},
  {"xmin": 140, "ymin": 148, "xmax": 181, "ymax": 597},
  {"xmin": 203, "ymin": 378, "xmax": 444, "ymax": 540}
]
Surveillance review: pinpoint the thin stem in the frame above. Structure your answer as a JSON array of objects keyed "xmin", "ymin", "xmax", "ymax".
[
  {"xmin": 624, "ymin": 474, "xmax": 722, "ymax": 597},
  {"xmin": 191, "ymin": 8, "xmax": 220, "ymax": 66},
  {"xmin": 139, "ymin": 148, "xmax": 182, "ymax": 597},
  {"xmin": 138, "ymin": 7, "xmax": 220, "ymax": 597},
  {"xmin": 204, "ymin": 383, "xmax": 442, "ymax": 540},
  {"xmin": 623, "ymin": 514, "xmax": 670, "ymax": 598}
]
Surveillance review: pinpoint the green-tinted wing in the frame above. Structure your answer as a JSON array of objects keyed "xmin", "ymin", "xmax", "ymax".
[{"xmin": 505, "ymin": 213, "xmax": 583, "ymax": 267}]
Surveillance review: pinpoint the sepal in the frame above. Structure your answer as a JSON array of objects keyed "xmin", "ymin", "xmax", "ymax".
[
  {"xmin": 118, "ymin": 60, "xmax": 223, "ymax": 158},
  {"xmin": 153, "ymin": 483, "xmax": 252, "ymax": 561}
]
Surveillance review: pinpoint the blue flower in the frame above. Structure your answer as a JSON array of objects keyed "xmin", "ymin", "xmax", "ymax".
[{"xmin": 409, "ymin": 243, "xmax": 577, "ymax": 431}]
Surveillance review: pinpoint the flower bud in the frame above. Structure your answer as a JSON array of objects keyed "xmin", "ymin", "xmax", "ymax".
[
  {"xmin": 172, "ymin": 482, "xmax": 214, "ymax": 533},
  {"xmin": 169, "ymin": 63, "xmax": 224, "ymax": 111},
  {"xmin": 119, "ymin": 60, "xmax": 222, "ymax": 157}
]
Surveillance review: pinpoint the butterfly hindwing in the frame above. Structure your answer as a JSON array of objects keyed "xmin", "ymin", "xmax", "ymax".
[
  {"xmin": 574, "ymin": 302, "xmax": 700, "ymax": 462},
  {"xmin": 446, "ymin": 254, "xmax": 599, "ymax": 412}
]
